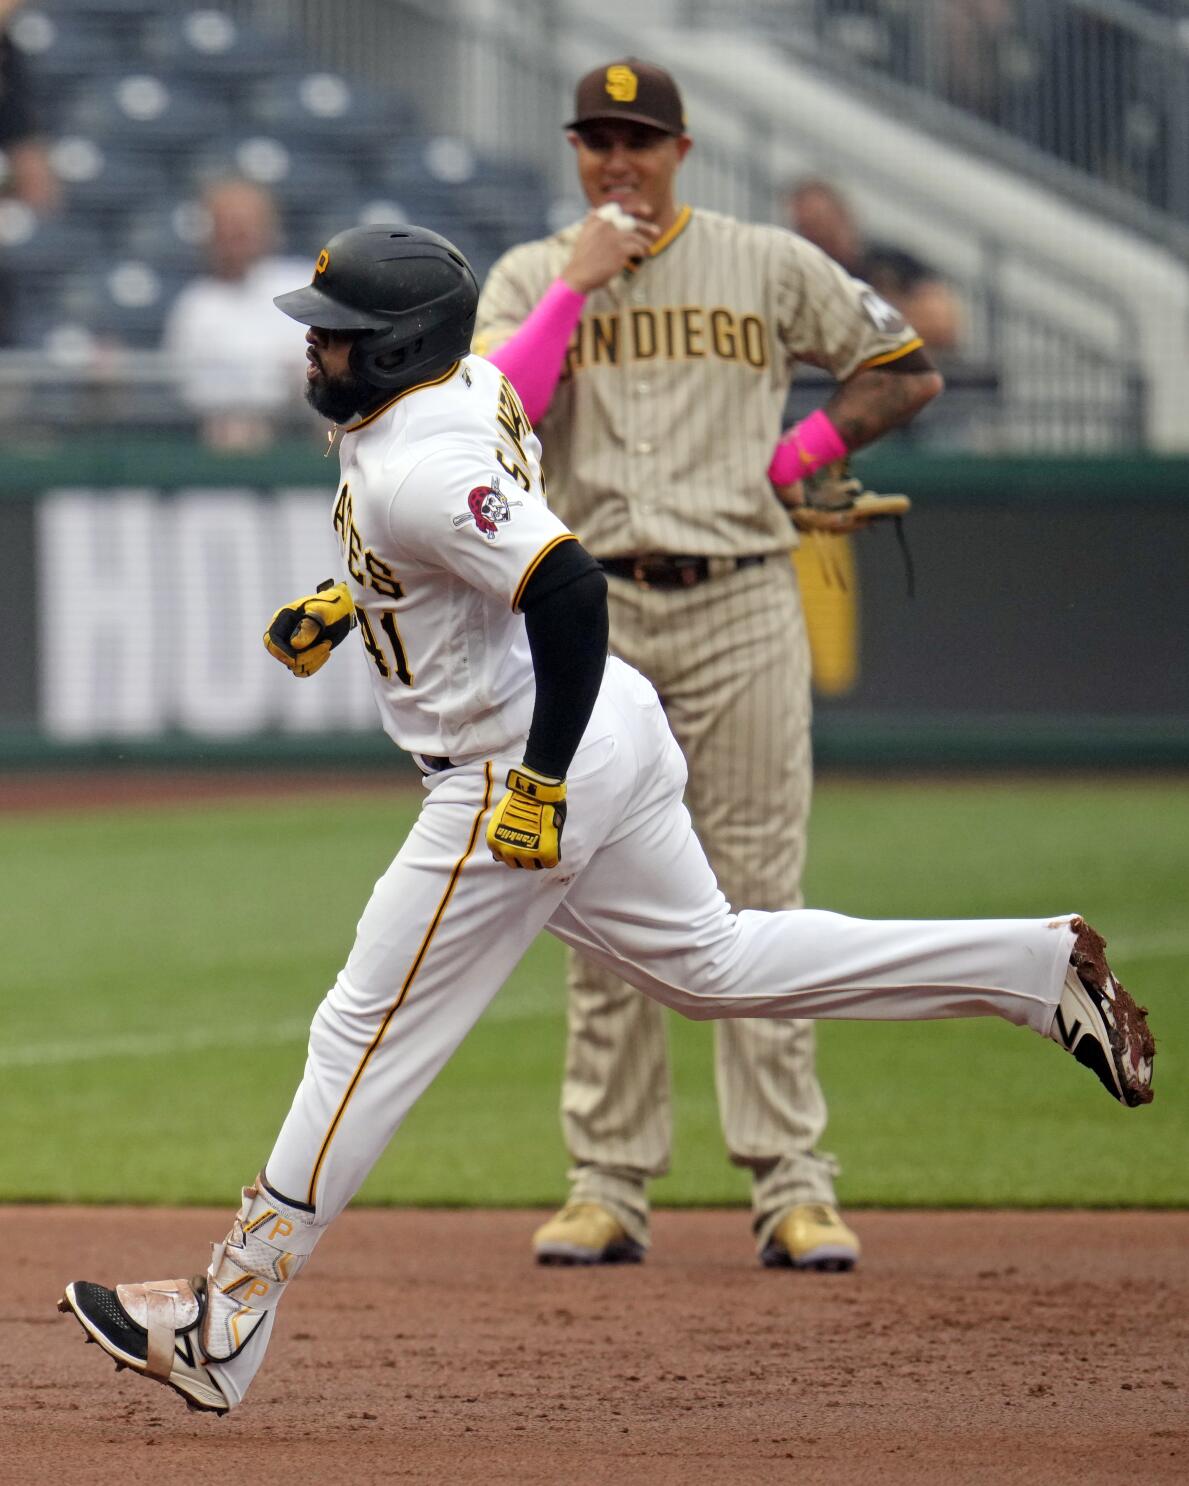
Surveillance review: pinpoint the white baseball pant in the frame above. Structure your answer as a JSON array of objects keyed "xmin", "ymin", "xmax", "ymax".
[
  {"xmin": 207, "ymin": 654, "xmax": 1076, "ymax": 1404},
  {"xmin": 265, "ymin": 656, "xmax": 1074, "ymax": 1224}
]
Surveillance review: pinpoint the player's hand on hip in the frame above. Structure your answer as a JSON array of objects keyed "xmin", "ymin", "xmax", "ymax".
[
  {"xmin": 782, "ymin": 461, "xmax": 910, "ymax": 535},
  {"xmin": 561, "ymin": 206, "xmax": 659, "ymax": 293},
  {"xmin": 264, "ymin": 579, "xmax": 357, "ymax": 678},
  {"xmin": 486, "ymin": 767, "xmax": 568, "ymax": 870},
  {"xmin": 772, "ymin": 478, "xmax": 807, "ymax": 511},
  {"xmin": 774, "ymin": 475, "xmax": 870, "ymax": 533}
]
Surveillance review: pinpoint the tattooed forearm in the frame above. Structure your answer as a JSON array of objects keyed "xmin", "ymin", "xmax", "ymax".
[{"xmin": 824, "ymin": 368, "xmax": 944, "ymax": 451}]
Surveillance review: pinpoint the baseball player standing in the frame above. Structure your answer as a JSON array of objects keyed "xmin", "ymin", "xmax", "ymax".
[
  {"xmin": 476, "ymin": 59, "xmax": 942, "ymax": 1270},
  {"xmin": 56, "ymin": 223, "xmax": 1154, "ymax": 1419}
]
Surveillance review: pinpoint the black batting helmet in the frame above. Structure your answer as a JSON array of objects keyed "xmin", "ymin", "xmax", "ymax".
[{"xmin": 274, "ymin": 224, "xmax": 478, "ymax": 393}]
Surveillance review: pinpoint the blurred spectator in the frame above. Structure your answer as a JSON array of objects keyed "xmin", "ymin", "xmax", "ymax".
[
  {"xmin": 0, "ymin": 0, "xmax": 60, "ymax": 213},
  {"xmin": 935, "ymin": 0, "xmax": 1023, "ymax": 126},
  {"xmin": 161, "ymin": 178, "xmax": 310, "ymax": 450},
  {"xmin": 786, "ymin": 177, "xmax": 962, "ymax": 353}
]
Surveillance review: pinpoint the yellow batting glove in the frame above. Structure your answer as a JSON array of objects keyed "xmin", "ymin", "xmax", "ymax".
[
  {"xmin": 264, "ymin": 579, "xmax": 356, "ymax": 678},
  {"xmin": 486, "ymin": 767, "xmax": 568, "ymax": 870}
]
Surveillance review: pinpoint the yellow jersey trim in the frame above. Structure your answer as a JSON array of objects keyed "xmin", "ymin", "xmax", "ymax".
[
  {"xmin": 859, "ymin": 337, "xmax": 924, "ymax": 371},
  {"xmin": 624, "ymin": 204, "xmax": 693, "ymax": 275},
  {"xmin": 511, "ymin": 534, "xmax": 578, "ymax": 613},
  {"xmin": 347, "ymin": 361, "xmax": 462, "ymax": 433},
  {"xmin": 305, "ymin": 761, "xmax": 495, "ymax": 1207},
  {"xmin": 648, "ymin": 204, "xmax": 692, "ymax": 258}
]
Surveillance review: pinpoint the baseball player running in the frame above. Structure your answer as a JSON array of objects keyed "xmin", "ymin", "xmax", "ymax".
[
  {"xmin": 57, "ymin": 225, "xmax": 1155, "ymax": 1418},
  {"xmin": 475, "ymin": 58, "xmax": 941, "ymax": 1271}
]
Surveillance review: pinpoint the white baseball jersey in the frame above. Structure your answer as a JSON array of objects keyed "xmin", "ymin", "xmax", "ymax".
[
  {"xmin": 475, "ymin": 206, "xmax": 921, "ymax": 557},
  {"xmin": 104, "ymin": 341, "xmax": 1098, "ymax": 1415},
  {"xmin": 331, "ymin": 354, "xmax": 574, "ymax": 760}
]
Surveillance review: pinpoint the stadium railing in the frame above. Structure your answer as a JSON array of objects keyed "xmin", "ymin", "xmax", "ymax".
[{"xmin": 674, "ymin": 0, "xmax": 1189, "ymax": 255}]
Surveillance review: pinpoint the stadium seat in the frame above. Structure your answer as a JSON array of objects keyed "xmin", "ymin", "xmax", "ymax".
[
  {"xmin": 372, "ymin": 134, "xmax": 475, "ymax": 191},
  {"xmin": 366, "ymin": 141, "xmax": 552, "ymax": 254},
  {"xmin": 0, "ymin": 201, "xmax": 107, "ymax": 276},
  {"xmin": 288, "ymin": 196, "xmax": 500, "ymax": 282},
  {"xmin": 50, "ymin": 136, "xmax": 172, "ymax": 211},
  {"xmin": 141, "ymin": 9, "xmax": 297, "ymax": 95},
  {"xmin": 353, "ymin": 176, "xmax": 468, "ymax": 226},
  {"xmin": 2, "ymin": 279, "xmax": 64, "ymax": 347},
  {"xmin": 365, "ymin": 140, "xmax": 480, "ymax": 231},
  {"xmin": 32, "ymin": 0, "xmax": 168, "ymax": 16},
  {"xmin": 64, "ymin": 74, "xmax": 230, "ymax": 151},
  {"xmin": 0, "ymin": 8, "xmax": 561, "ymax": 379},
  {"xmin": 454, "ymin": 160, "xmax": 553, "ymax": 246},
  {"xmin": 300, "ymin": 194, "xmax": 505, "ymax": 280},
  {"xmin": 243, "ymin": 72, "xmax": 409, "ymax": 159},
  {"xmin": 7, "ymin": 7, "xmax": 123, "ymax": 98},
  {"xmin": 56, "ymin": 260, "xmax": 184, "ymax": 346},
  {"xmin": 188, "ymin": 135, "xmax": 364, "ymax": 216},
  {"xmin": 117, "ymin": 199, "xmax": 209, "ymax": 273}
]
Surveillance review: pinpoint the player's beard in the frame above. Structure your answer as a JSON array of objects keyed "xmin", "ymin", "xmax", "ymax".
[{"xmin": 305, "ymin": 364, "xmax": 375, "ymax": 424}]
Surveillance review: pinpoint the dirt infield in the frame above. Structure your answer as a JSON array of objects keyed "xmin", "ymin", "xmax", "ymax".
[
  {"xmin": 0, "ymin": 769, "xmax": 412, "ymax": 813},
  {"xmin": 3, "ymin": 1208, "xmax": 1185, "ymax": 1485}
]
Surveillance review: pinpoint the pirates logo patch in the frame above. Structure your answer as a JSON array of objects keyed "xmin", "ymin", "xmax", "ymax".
[{"xmin": 452, "ymin": 474, "xmax": 522, "ymax": 541}]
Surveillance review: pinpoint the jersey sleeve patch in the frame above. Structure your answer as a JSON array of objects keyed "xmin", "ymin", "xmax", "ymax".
[
  {"xmin": 858, "ymin": 285, "xmax": 907, "ymax": 336},
  {"xmin": 450, "ymin": 473, "xmax": 523, "ymax": 542}
]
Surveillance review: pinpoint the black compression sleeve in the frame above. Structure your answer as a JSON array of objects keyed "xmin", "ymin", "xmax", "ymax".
[{"xmin": 519, "ymin": 541, "xmax": 608, "ymax": 779}]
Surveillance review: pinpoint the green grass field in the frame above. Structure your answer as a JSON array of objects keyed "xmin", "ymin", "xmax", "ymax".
[{"xmin": 1, "ymin": 775, "xmax": 1184, "ymax": 1208}]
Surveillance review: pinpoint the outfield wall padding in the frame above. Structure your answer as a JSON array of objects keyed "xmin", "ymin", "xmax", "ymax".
[{"xmin": 2, "ymin": 441, "xmax": 1186, "ymax": 768}]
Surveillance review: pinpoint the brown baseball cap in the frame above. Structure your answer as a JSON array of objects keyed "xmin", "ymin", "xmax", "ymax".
[{"xmin": 565, "ymin": 59, "xmax": 687, "ymax": 137}]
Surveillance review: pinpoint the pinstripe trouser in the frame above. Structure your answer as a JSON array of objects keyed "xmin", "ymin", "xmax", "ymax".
[{"xmin": 561, "ymin": 557, "xmax": 839, "ymax": 1251}]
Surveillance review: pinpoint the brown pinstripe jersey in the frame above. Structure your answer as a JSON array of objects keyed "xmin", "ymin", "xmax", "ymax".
[{"xmin": 474, "ymin": 205, "xmax": 921, "ymax": 559}]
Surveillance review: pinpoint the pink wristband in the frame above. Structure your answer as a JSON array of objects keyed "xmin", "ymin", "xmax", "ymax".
[
  {"xmin": 484, "ymin": 278, "xmax": 587, "ymax": 424},
  {"xmin": 767, "ymin": 409, "xmax": 848, "ymax": 485}
]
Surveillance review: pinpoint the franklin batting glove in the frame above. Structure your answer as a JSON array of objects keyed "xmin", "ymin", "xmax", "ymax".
[
  {"xmin": 264, "ymin": 579, "xmax": 357, "ymax": 678},
  {"xmin": 486, "ymin": 766, "xmax": 568, "ymax": 870}
]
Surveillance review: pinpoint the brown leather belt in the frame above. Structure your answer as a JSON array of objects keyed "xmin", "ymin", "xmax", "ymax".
[{"xmin": 596, "ymin": 553, "xmax": 768, "ymax": 590}]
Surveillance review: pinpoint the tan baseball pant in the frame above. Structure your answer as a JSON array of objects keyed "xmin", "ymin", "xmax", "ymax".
[{"xmin": 561, "ymin": 556, "xmax": 839, "ymax": 1251}]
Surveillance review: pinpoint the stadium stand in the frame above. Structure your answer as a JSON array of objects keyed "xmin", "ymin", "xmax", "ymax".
[
  {"xmin": 0, "ymin": 0, "xmax": 1180, "ymax": 450},
  {"xmin": 712, "ymin": 0, "xmax": 1189, "ymax": 233},
  {"xmin": 0, "ymin": 0, "xmax": 553, "ymax": 379}
]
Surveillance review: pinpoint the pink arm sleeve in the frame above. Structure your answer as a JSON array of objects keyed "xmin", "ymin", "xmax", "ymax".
[
  {"xmin": 484, "ymin": 278, "xmax": 587, "ymax": 424},
  {"xmin": 767, "ymin": 408, "xmax": 849, "ymax": 484}
]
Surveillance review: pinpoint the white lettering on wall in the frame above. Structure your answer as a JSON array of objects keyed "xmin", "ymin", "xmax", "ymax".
[
  {"xmin": 37, "ymin": 488, "xmax": 379, "ymax": 740},
  {"xmin": 39, "ymin": 490, "xmax": 162, "ymax": 738}
]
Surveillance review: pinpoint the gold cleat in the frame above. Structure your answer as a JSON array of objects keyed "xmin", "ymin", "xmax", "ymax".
[
  {"xmin": 761, "ymin": 1203, "xmax": 860, "ymax": 1272},
  {"xmin": 532, "ymin": 1202, "xmax": 645, "ymax": 1265}
]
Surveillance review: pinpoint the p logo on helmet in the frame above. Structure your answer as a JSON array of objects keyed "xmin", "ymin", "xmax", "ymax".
[
  {"xmin": 604, "ymin": 64, "xmax": 638, "ymax": 102},
  {"xmin": 274, "ymin": 223, "xmax": 479, "ymax": 394}
]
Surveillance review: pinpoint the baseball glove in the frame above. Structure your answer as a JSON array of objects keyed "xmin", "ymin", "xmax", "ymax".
[{"xmin": 784, "ymin": 459, "xmax": 910, "ymax": 535}]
